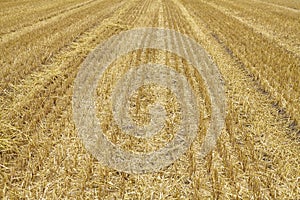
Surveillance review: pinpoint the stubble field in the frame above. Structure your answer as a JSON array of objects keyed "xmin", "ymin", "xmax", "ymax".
[{"xmin": 0, "ymin": 0, "xmax": 299, "ymax": 199}]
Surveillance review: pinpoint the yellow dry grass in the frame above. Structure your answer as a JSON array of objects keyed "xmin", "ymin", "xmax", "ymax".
[{"xmin": 0, "ymin": 0, "xmax": 299, "ymax": 199}]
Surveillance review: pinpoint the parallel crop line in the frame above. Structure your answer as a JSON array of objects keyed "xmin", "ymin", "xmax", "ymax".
[
  {"xmin": 0, "ymin": 0, "xmax": 100, "ymax": 44},
  {"xmin": 253, "ymin": 0, "xmax": 300, "ymax": 12},
  {"xmin": 204, "ymin": 0, "xmax": 300, "ymax": 57}
]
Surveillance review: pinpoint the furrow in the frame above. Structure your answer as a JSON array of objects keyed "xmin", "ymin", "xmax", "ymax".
[{"xmin": 0, "ymin": 0, "xmax": 123, "ymax": 90}]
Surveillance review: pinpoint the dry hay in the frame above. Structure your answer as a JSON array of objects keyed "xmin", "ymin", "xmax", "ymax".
[{"xmin": 0, "ymin": 0, "xmax": 299, "ymax": 199}]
